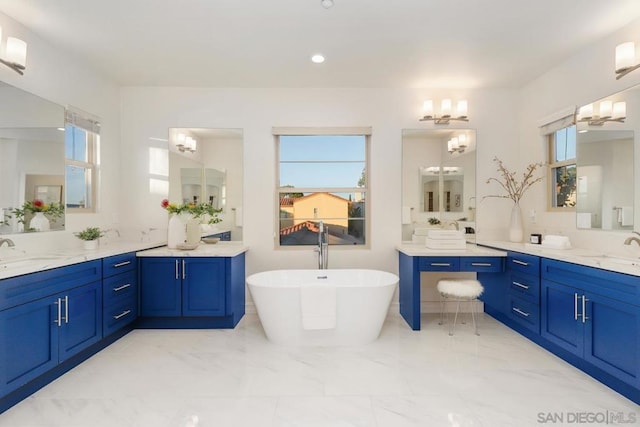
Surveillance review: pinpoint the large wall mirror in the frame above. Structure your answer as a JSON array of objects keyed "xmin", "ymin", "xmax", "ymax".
[
  {"xmin": 0, "ymin": 82, "xmax": 66, "ymax": 234},
  {"xmin": 576, "ymin": 84, "xmax": 639, "ymax": 231},
  {"xmin": 168, "ymin": 127, "xmax": 243, "ymax": 241},
  {"xmin": 401, "ymin": 129, "xmax": 476, "ymax": 242}
]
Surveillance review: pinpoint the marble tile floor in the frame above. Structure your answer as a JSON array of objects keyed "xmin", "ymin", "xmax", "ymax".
[{"xmin": 1, "ymin": 313, "xmax": 638, "ymax": 427}]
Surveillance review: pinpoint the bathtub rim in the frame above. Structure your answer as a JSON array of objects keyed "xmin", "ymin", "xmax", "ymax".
[{"xmin": 246, "ymin": 268, "xmax": 399, "ymax": 289}]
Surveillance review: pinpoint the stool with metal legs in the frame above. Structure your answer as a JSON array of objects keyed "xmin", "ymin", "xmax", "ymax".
[{"xmin": 437, "ymin": 279, "xmax": 484, "ymax": 335}]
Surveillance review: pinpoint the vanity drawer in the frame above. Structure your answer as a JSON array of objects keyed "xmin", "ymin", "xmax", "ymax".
[
  {"xmin": 102, "ymin": 252, "xmax": 136, "ymax": 278},
  {"xmin": 508, "ymin": 252, "xmax": 540, "ymax": 276},
  {"xmin": 509, "ymin": 272, "xmax": 540, "ymax": 302},
  {"xmin": 418, "ymin": 257, "xmax": 460, "ymax": 272},
  {"xmin": 460, "ymin": 257, "xmax": 504, "ymax": 273},
  {"xmin": 103, "ymin": 270, "xmax": 137, "ymax": 306},
  {"xmin": 508, "ymin": 295, "xmax": 540, "ymax": 333},
  {"xmin": 103, "ymin": 296, "xmax": 138, "ymax": 336}
]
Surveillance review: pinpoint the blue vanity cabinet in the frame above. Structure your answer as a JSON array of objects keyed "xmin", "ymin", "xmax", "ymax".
[
  {"xmin": 506, "ymin": 252, "xmax": 541, "ymax": 333},
  {"xmin": 140, "ymin": 257, "xmax": 226, "ymax": 317},
  {"xmin": 0, "ymin": 261, "xmax": 102, "ymax": 396},
  {"xmin": 541, "ymin": 258, "xmax": 640, "ymax": 388},
  {"xmin": 102, "ymin": 252, "xmax": 138, "ymax": 336}
]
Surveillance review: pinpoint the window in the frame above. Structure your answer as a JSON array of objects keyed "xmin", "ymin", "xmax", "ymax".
[
  {"xmin": 276, "ymin": 131, "xmax": 369, "ymax": 247},
  {"xmin": 548, "ymin": 125, "xmax": 576, "ymax": 209},
  {"xmin": 65, "ymin": 123, "xmax": 99, "ymax": 212}
]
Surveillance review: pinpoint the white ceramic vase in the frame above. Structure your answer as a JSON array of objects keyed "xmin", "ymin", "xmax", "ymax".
[
  {"xmin": 29, "ymin": 212, "xmax": 50, "ymax": 232},
  {"xmin": 167, "ymin": 213, "xmax": 187, "ymax": 249},
  {"xmin": 509, "ymin": 202, "xmax": 524, "ymax": 242}
]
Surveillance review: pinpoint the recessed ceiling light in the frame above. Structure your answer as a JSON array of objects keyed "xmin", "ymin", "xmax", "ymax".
[
  {"xmin": 321, "ymin": 0, "xmax": 334, "ymax": 9},
  {"xmin": 311, "ymin": 54, "xmax": 325, "ymax": 64}
]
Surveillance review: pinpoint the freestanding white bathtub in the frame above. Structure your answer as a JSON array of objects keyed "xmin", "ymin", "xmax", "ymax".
[{"xmin": 247, "ymin": 269, "xmax": 398, "ymax": 346}]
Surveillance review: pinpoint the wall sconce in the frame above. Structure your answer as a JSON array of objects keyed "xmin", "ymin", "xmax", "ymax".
[
  {"xmin": 577, "ymin": 101, "xmax": 626, "ymax": 126},
  {"xmin": 420, "ymin": 99, "xmax": 468, "ymax": 124},
  {"xmin": 0, "ymin": 26, "xmax": 27, "ymax": 75},
  {"xmin": 175, "ymin": 133, "xmax": 197, "ymax": 153},
  {"xmin": 615, "ymin": 42, "xmax": 640, "ymax": 80}
]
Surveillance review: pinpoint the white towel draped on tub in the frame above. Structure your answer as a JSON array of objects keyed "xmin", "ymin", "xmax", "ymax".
[{"xmin": 300, "ymin": 285, "xmax": 337, "ymax": 330}]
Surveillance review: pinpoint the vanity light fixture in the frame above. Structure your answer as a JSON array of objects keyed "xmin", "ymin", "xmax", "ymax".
[
  {"xmin": 615, "ymin": 42, "xmax": 640, "ymax": 80},
  {"xmin": 175, "ymin": 133, "xmax": 197, "ymax": 153},
  {"xmin": 577, "ymin": 101, "xmax": 626, "ymax": 126},
  {"xmin": 0, "ymin": 26, "xmax": 27, "ymax": 75},
  {"xmin": 447, "ymin": 134, "xmax": 468, "ymax": 154},
  {"xmin": 420, "ymin": 99, "xmax": 468, "ymax": 124}
]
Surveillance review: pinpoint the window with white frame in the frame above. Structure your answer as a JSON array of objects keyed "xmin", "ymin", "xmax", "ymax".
[
  {"xmin": 548, "ymin": 125, "xmax": 576, "ymax": 209},
  {"xmin": 64, "ymin": 109, "xmax": 100, "ymax": 213},
  {"xmin": 275, "ymin": 129, "xmax": 369, "ymax": 247}
]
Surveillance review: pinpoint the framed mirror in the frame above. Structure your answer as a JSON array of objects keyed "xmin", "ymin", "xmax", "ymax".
[
  {"xmin": 169, "ymin": 128, "xmax": 243, "ymax": 241},
  {"xmin": 402, "ymin": 129, "xmax": 476, "ymax": 242},
  {"xmin": 0, "ymin": 82, "xmax": 66, "ymax": 234}
]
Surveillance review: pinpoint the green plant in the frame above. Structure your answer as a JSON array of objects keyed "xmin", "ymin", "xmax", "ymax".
[
  {"xmin": 75, "ymin": 227, "xmax": 104, "ymax": 241},
  {"xmin": 11, "ymin": 199, "xmax": 64, "ymax": 225},
  {"xmin": 428, "ymin": 217, "xmax": 441, "ymax": 225}
]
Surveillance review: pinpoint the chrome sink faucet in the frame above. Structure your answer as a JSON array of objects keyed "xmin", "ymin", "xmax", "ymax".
[
  {"xmin": 623, "ymin": 231, "xmax": 640, "ymax": 246},
  {"xmin": 316, "ymin": 221, "xmax": 329, "ymax": 269},
  {"xmin": 0, "ymin": 238, "xmax": 15, "ymax": 247}
]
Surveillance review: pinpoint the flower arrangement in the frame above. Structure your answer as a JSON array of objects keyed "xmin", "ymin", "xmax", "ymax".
[
  {"xmin": 75, "ymin": 227, "xmax": 104, "ymax": 241},
  {"xmin": 484, "ymin": 157, "xmax": 544, "ymax": 204},
  {"xmin": 161, "ymin": 199, "xmax": 222, "ymax": 224},
  {"xmin": 11, "ymin": 199, "xmax": 64, "ymax": 224}
]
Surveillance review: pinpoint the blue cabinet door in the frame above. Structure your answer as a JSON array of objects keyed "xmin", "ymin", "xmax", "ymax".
[
  {"xmin": 584, "ymin": 292, "xmax": 640, "ymax": 387},
  {"xmin": 0, "ymin": 297, "xmax": 58, "ymax": 396},
  {"xmin": 541, "ymin": 279, "xmax": 583, "ymax": 356},
  {"xmin": 58, "ymin": 281, "xmax": 103, "ymax": 362},
  {"xmin": 182, "ymin": 258, "xmax": 226, "ymax": 316},
  {"xmin": 140, "ymin": 258, "xmax": 181, "ymax": 317}
]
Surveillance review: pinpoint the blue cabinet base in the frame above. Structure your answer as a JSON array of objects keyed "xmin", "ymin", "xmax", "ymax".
[
  {"xmin": 0, "ymin": 325, "xmax": 134, "ymax": 415},
  {"xmin": 483, "ymin": 308, "xmax": 640, "ymax": 405}
]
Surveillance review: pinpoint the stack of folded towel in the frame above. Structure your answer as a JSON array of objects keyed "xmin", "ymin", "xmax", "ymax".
[{"xmin": 541, "ymin": 235, "xmax": 572, "ymax": 250}]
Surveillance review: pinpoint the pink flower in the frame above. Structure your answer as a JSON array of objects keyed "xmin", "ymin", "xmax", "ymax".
[
  {"xmin": 33, "ymin": 199, "xmax": 44, "ymax": 208},
  {"xmin": 161, "ymin": 199, "xmax": 169, "ymax": 209}
]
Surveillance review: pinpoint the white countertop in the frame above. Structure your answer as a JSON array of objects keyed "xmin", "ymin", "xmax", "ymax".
[
  {"xmin": 136, "ymin": 241, "xmax": 248, "ymax": 258},
  {"xmin": 396, "ymin": 242, "xmax": 507, "ymax": 257},
  {"xmin": 478, "ymin": 240, "xmax": 640, "ymax": 277},
  {"xmin": 0, "ymin": 240, "xmax": 165, "ymax": 280}
]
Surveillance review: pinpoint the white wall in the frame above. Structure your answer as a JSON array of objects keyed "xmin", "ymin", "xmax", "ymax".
[
  {"xmin": 0, "ymin": 11, "xmax": 121, "ymax": 250},
  {"xmin": 120, "ymin": 87, "xmax": 519, "ymax": 277},
  {"xmin": 516, "ymin": 16, "xmax": 640, "ymax": 256}
]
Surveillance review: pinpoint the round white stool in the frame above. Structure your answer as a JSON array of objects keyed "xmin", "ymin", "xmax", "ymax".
[{"xmin": 437, "ymin": 279, "xmax": 484, "ymax": 336}]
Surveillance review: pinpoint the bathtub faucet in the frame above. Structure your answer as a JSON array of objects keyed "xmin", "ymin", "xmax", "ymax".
[{"xmin": 316, "ymin": 221, "xmax": 329, "ymax": 269}]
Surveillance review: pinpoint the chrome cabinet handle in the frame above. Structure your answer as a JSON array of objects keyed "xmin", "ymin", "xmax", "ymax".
[
  {"xmin": 512, "ymin": 307, "xmax": 530, "ymax": 317},
  {"xmin": 512, "ymin": 281, "xmax": 529, "ymax": 290},
  {"xmin": 63, "ymin": 295, "xmax": 69, "ymax": 324},
  {"xmin": 512, "ymin": 259, "xmax": 529, "ymax": 266},
  {"xmin": 113, "ymin": 261, "xmax": 131, "ymax": 268},
  {"xmin": 430, "ymin": 263, "xmax": 451, "ymax": 267},
  {"xmin": 113, "ymin": 310, "xmax": 131, "ymax": 320},
  {"xmin": 182, "ymin": 259, "xmax": 186, "ymax": 279},
  {"xmin": 113, "ymin": 283, "xmax": 131, "ymax": 292},
  {"xmin": 582, "ymin": 296, "xmax": 589, "ymax": 323},
  {"xmin": 175, "ymin": 259, "xmax": 179, "ymax": 279},
  {"xmin": 54, "ymin": 298, "xmax": 62, "ymax": 326},
  {"xmin": 471, "ymin": 262, "xmax": 492, "ymax": 267},
  {"xmin": 574, "ymin": 293, "xmax": 579, "ymax": 321}
]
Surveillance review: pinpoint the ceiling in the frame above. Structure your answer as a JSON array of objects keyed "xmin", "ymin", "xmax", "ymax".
[{"xmin": 1, "ymin": 0, "xmax": 640, "ymax": 89}]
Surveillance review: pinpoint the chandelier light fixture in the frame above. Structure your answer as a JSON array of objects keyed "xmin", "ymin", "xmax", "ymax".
[
  {"xmin": 577, "ymin": 100, "xmax": 626, "ymax": 126},
  {"xmin": 0, "ymin": 26, "xmax": 27, "ymax": 75},
  {"xmin": 420, "ymin": 99, "xmax": 468, "ymax": 124}
]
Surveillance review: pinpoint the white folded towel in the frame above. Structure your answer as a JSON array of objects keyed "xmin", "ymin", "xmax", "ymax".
[
  {"xmin": 620, "ymin": 206, "xmax": 633, "ymax": 227},
  {"xmin": 300, "ymin": 285, "xmax": 336, "ymax": 330},
  {"xmin": 402, "ymin": 206, "xmax": 412, "ymax": 225}
]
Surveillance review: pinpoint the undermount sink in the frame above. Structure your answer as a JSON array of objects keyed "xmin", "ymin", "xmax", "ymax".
[
  {"xmin": 0, "ymin": 254, "xmax": 68, "ymax": 270},
  {"xmin": 583, "ymin": 254, "xmax": 640, "ymax": 268}
]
